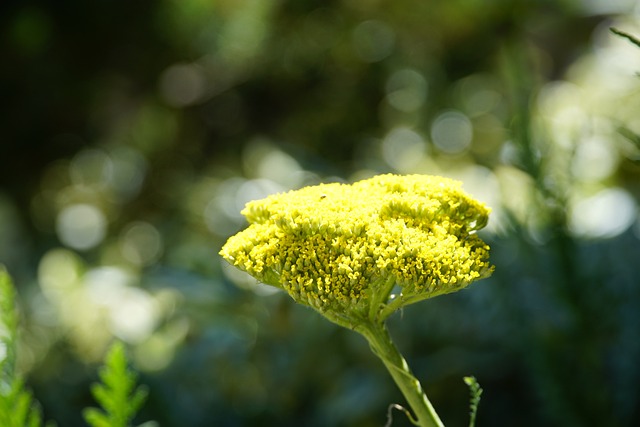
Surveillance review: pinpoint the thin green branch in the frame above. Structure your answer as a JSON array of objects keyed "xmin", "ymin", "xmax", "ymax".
[
  {"xmin": 357, "ymin": 321, "xmax": 444, "ymax": 427},
  {"xmin": 385, "ymin": 403, "xmax": 419, "ymax": 427},
  {"xmin": 610, "ymin": 27, "xmax": 640, "ymax": 49}
]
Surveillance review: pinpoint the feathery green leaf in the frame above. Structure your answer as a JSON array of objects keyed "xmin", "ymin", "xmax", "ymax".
[
  {"xmin": 464, "ymin": 376, "xmax": 483, "ymax": 427},
  {"xmin": 83, "ymin": 341, "xmax": 149, "ymax": 427},
  {"xmin": 0, "ymin": 267, "xmax": 49, "ymax": 427}
]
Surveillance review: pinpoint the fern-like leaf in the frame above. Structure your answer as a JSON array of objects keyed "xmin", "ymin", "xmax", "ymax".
[
  {"xmin": 0, "ymin": 266, "xmax": 50, "ymax": 427},
  {"xmin": 83, "ymin": 341, "xmax": 149, "ymax": 427},
  {"xmin": 1, "ymin": 266, "xmax": 18, "ymax": 383},
  {"xmin": 463, "ymin": 376, "xmax": 483, "ymax": 427}
]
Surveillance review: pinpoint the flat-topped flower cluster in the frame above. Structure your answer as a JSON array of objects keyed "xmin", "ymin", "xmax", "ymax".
[{"xmin": 220, "ymin": 174, "xmax": 493, "ymax": 326}]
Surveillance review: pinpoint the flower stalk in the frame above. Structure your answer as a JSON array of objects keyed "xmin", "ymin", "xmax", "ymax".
[{"xmin": 357, "ymin": 320, "xmax": 444, "ymax": 427}]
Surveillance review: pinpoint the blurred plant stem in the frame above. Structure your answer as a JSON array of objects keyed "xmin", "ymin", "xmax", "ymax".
[
  {"xmin": 500, "ymin": 40, "xmax": 614, "ymax": 426},
  {"xmin": 356, "ymin": 321, "xmax": 444, "ymax": 427}
]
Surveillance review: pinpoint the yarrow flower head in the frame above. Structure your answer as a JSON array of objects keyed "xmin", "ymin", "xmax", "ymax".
[{"xmin": 220, "ymin": 174, "xmax": 493, "ymax": 327}]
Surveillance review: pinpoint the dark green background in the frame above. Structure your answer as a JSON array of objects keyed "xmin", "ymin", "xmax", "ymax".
[{"xmin": 1, "ymin": 0, "xmax": 640, "ymax": 426}]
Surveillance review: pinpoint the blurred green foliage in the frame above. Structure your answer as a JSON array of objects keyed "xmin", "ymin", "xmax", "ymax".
[
  {"xmin": 1, "ymin": 0, "xmax": 640, "ymax": 426},
  {"xmin": 0, "ymin": 268, "xmax": 47, "ymax": 427},
  {"xmin": 83, "ymin": 342, "xmax": 149, "ymax": 427}
]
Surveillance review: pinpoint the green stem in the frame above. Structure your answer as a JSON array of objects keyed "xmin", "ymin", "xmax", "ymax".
[{"xmin": 357, "ymin": 321, "xmax": 444, "ymax": 427}]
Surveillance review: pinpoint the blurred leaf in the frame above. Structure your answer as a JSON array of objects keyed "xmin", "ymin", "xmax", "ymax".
[
  {"xmin": 0, "ymin": 266, "xmax": 18, "ymax": 383},
  {"xmin": 83, "ymin": 342, "xmax": 149, "ymax": 427},
  {"xmin": 0, "ymin": 267, "xmax": 50, "ymax": 427}
]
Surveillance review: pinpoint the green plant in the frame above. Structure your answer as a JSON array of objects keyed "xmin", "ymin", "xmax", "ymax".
[
  {"xmin": 0, "ymin": 266, "xmax": 151, "ymax": 427},
  {"xmin": 220, "ymin": 174, "xmax": 493, "ymax": 426},
  {"xmin": 83, "ymin": 342, "xmax": 149, "ymax": 427},
  {"xmin": 0, "ymin": 267, "xmax": 51, "ymax": 427},
  {"xmin": 463, "ymin": 376, "xmax": 482, "ymax": 427}
]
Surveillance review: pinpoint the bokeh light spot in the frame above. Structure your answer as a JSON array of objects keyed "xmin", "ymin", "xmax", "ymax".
[
  {"xmin": 84, "ymin": 267, "xmax": 159, "ymax": 344},
  {"xmin": 569, "ymin": 188, "xmax": 637, "ymax": 239},
  {"xmin": 204, "ymin": 197, "xmax": 243, "ymax": 236},
  {"xmin": 134, "ymin": 334, "xmax": 175, "ymax": 372},
  {"xmin": 243, "ymin": 140, "xmax": 303, "ymax": 187},
  {"xmin": 109, "ymin": 287, "xmax": 159, "ymax": 344},
  {"xmin": 385, "ymin": 69, "xmax": 428, "ymax": 112},
  {"xmin": 236, "ymin": 179, "xmax": 284, "ymax": 214},
  {"xmin": 106, "ymin": 146, "xmax": 147, "ymax": 202},
  {"xmin": 215, "ymin": 177, "xmax": 248, "ymax": 222},
  {"xmin": 159, "ymin": 63, "xmax": 207, "ymax": 107},
  {"xmin": 84, "ymin": 266, "xmax": 132, "ymax": 301},
  {"xmin": 455, "ymin": 74, "xmax": 502, "ymax": 117},
  {"xmin": 580, "ymin": 0, "xmax": 639, "ymax": 18},
  {"xmin": 431, "ymin": 110, "xmax": 473, "ymax": 154},
  {"xmin": 38, "ymin": 248, "xmax": 83, "ymax": 300},
  {"xmin": 256, "ymin": 150, "xmax": 302, "ymax": 186},
  {"xmin": 70, "ymin": 148, "xmax": 113, "ymax": 189},
  {"xmin": 56, "ymin": 204, "xmax": 106, "ymax": 250},
  {"xmin": 571, "ymin": 136, "xmax": 618, "ymax": 181},
  {"xmin": 352, "ymin": 20, "xmax": 395, "ymax": 63},
  {"xmin": 217, "ymin": 0, "xmax": 274, "ymax": 67},
  {"xmin": 120, "ymin": 221, "xmax": 163, "ymax": 266},
  {"xmin": 381, "ymin": 127, "xmax": 427, "ymax": 172}
]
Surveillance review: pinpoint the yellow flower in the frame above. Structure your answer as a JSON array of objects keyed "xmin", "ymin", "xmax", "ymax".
[{"xmin": 220, "ymin": 174, "xmax": 493, "ymax": 326}]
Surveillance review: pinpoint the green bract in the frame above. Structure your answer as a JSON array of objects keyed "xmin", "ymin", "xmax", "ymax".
[{"xmin": 220, "ymin": 174, "xmax": 493, "ymax": 327}]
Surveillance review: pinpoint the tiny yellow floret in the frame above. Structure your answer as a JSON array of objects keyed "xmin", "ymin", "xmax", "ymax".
[{"xmin": 220, "ymin": 174, "xmax": 493, "ymax": 325}]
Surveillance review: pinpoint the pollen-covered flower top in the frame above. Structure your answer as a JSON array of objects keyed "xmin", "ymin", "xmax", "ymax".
[{"xmin": 220, "ymin": 174, "xmax": 493, "ymax": 326}]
